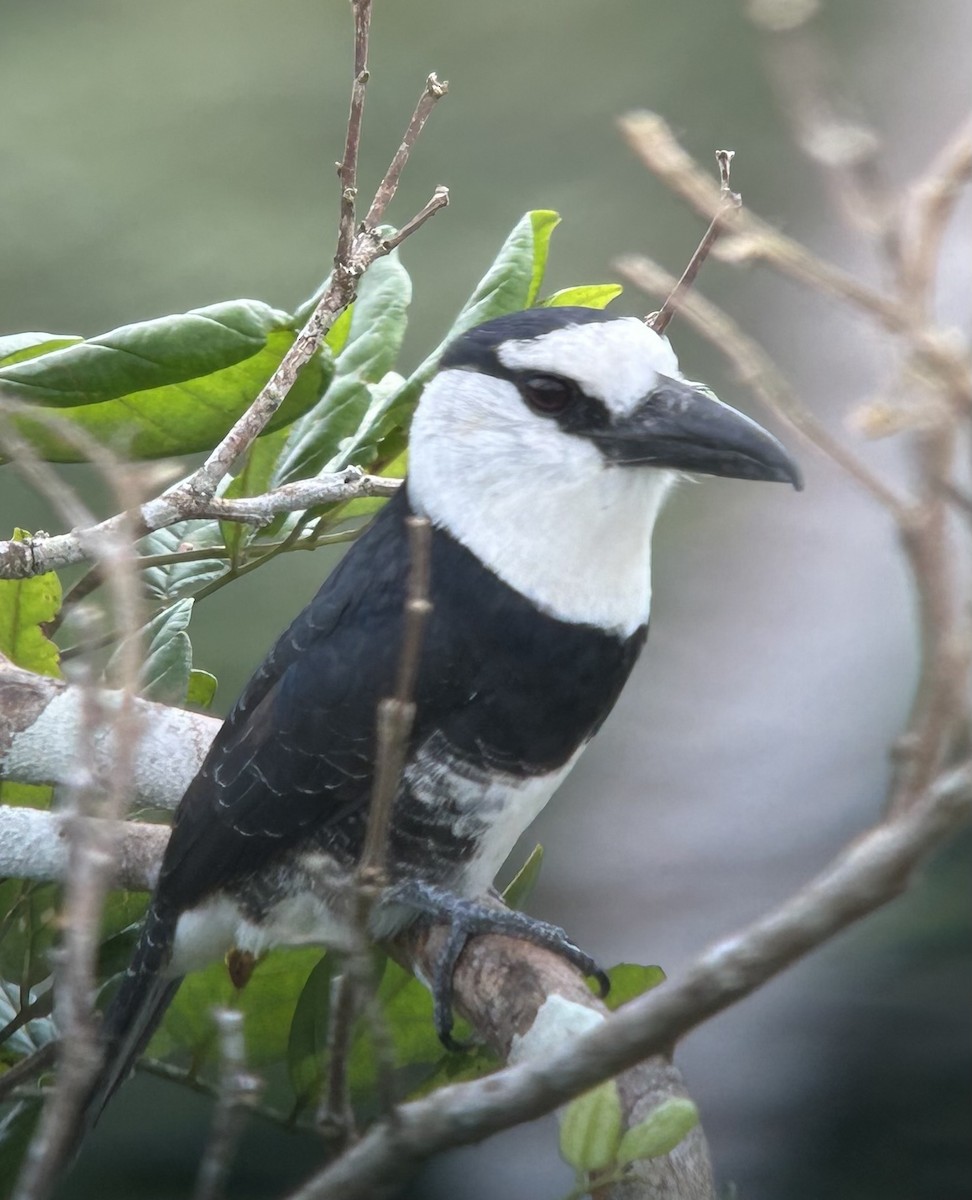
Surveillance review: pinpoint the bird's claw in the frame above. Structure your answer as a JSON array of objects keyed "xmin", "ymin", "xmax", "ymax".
[{"xmin": 384, "ymin": 879, "xmax": 611, "ymax": 1049}]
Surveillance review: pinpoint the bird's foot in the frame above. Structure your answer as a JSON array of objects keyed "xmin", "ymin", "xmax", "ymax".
[{"xmin": 383, "ymin": 879, "xmax": 610, "ymax": 1050}]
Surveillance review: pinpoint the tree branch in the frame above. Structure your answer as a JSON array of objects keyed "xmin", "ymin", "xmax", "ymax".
[
  {"xmin": 2, "ymin": 661, "xmax": 967, "ymax": 1200},
  {"xmin": 285, "ymin": 760, "xmax": 971, "ymax": 1200},
  {"xmin": 0, "ymin": 2, "xmax": 448, "ymax": 586}
]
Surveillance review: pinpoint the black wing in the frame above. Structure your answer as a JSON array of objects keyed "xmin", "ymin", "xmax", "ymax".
[
  {"xmin": 157, "ymin": 484, "xmax": 647, "ymax": 915},
  {"xmin": 156, "ymin": 489, "xmax": 418, "ymax": 912}
]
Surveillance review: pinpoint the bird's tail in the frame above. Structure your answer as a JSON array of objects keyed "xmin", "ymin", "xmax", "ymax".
[{"xmin": 76, "ymin": 902, "xmax": 182, "ymax": 1143}]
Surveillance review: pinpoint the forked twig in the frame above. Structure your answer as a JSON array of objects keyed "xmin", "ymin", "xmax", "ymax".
[
  {"xmin": 0, "ymin": 0, "xmax": 448, "ymax": 586},
  {"xmin": 366, "ymin": 73, "xmax": 450, "ymax": 229}
]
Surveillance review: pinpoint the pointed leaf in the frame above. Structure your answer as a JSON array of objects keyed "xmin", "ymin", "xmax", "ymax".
[
  {"xmin": 0, "ymin": 333, "xmax": 82, "ymax": 367},
  {"xmin": 286, "ymin": 954, "xmax": 333, "ymax": 1106},
  {"xmin": 272, "ymin": 251, "xmax": 412, "ymax": 487},
  {"xmin": 139, "ymin": 521, "xmax": 227, "ymax": 602},
  {"xmin": 559, "ymin": 1079, "xmax": 623, "ymax": 1173},
  {"xmin": 0, "ymin": 530, "xmax": 62, "ymax": 808},
  {"xmin": 186, "ymin": 669, "xmax": 218, "ymax": 710},
  {"xmin": 360, "ymin": 210, "xmax": 563, "ymax": 460},
  {"xmin": 616, "ymin": 1098, "xmax": 699, "ymax": 1165},
  {"xmin": 603, "ymin": 963, "xmax": 666, "ymax": 1010},
  {"xmin": 542, "ymin": 284, "xmax": 623, "ymax": 309},
  {"xmin": 0, "ymin": 300, "xmax": 332, "ymax": 463},
  {"xmin": 525, "ymin": 210, "xmax": 562, "ymax": 305},
  {"xmin": 502, "ymin": 845, "xmax": 544, "ymax": 911},
  {"xmin": 0, "ymin": 530, "xmax": 62, "ymax": 678},
  {"xmin": 0, "ymin": 1099, "xmax": 43, "ymax": 1194},
  {"xmin": 154, "ymin": 947, "xmax": 323, "ymax": 1069},
  {"xmin": 106, "ymin": 598, "xmax": 194, "ymax": 704}
]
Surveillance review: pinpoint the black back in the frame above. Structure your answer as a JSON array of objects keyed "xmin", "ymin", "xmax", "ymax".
[{"xmin": 157, "ymin": 487, "xmax": 646, "ymax": 911}]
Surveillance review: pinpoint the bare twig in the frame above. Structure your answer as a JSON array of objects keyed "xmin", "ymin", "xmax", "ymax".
[
  {"xmin": 335, "ymin": 0, "xmax": 373, "ymax": 266},
  {"xmin": 317, "ymin": 972, "xmax": 357, "ymax": 1145},
  {"xmin": 193, "ymin": 1010, "xmax": 262, "ymax": 1200},
  {"xmin": 381, "ymin": 186, "xmax": 450, "ymax": 252},
  {"xmin": 0, "ymin": 412, "xmax": 144, "ymax": 1200},
  {"xmin": 286, "ymin": 761, "xmax": 972, "ymax": 1200},
  {"xmin": 139, "ymin": 1058, "xmax": 290, "ymax": 1129},
  {"xmin": 360, "ymin": 516, "xmax": 433, "ymax": 877},
  {"xmin": 365, "ymin": 74, "xmax": 450, "ymax": 229},
  {"xmin": 900, "ymin": 114, "xmax": 972, "ymax": 318},
  {"xmin": 617, "ymin": 254, "xmax": 908, "ymax": 516},
  {"xmin": 0, "ymin": 1043, "xmax": 57, "ymax": 1104},
  {"xmin": 0, "ymin": 0, "xmax": 448, "ymax": 587},
  {"xmin": 649, "ymin": 149, "xmax": 740, "ymax": 336},
  {"xmin": 197, "ymin": 471, "xmax": 400, "ymax": 525},
  {"xmin": 12, "ymin": 633, "xmax": 135, "ymax": 1200},
  {"xmin": 619, "ymin": 112, "xmax": 972, "ymax": 406},
  {"xmin": 325, "ymin": 517, "xmax": 433, "ymax": 1131}
]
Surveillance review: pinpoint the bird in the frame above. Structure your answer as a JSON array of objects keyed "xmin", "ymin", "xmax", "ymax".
[{"xmin": 83, "ymin": 304, "xmax": 801, "ymax": 1131}]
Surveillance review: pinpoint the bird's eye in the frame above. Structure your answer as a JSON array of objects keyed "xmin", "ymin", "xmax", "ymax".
[{"xmin": 521, "ymin": 374, "xmax": 575, "ymax": 416}]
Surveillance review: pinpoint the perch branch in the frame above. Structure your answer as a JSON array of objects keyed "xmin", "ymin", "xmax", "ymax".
[{"xmin": 2, "ymin": 668, "xmax": 967, "ymax": 1200}]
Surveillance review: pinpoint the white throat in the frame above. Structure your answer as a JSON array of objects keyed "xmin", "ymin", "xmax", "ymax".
[{"xmin": 408, "ymin": 369, "xmax": 676, "ymax": 636}]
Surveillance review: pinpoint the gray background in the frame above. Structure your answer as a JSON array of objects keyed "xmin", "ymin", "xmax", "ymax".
[{"xmin": 1, "ymin": 2, "xmax": 969, "ymax": 1197}]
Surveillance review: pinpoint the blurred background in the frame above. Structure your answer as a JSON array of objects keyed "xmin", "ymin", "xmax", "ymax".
[{"xmin": 1, "ymin": 1, "xmax": 969, "ymax": 1197}]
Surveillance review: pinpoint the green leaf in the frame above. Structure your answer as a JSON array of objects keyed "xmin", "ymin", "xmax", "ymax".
[
  {"xmin": 603, "ymin": 963, "xmax": 666, "ymax": 1011},
  {"xmin": 616, "ymin": 1097, "xmax": 699, "ymax": 1165},
  {"xmin": 525, "ymin": 210, "xmax": 561, "ymax": 305},
  {"xmin": 324, "ymin": 304, "xmax": 354, "ymax": 357},
  {"xmin": 346, "ymin": 957, "xmax": 441, "ymax": 1094},
  {"xmin": 542, "ymin": 284, "xmax": 623, "ymax": 309},
  {"xmin": 139, "ymin": 599, "xmax": 194, "ymax": 703},
  {"xmin": 286, "ymin": 954, "xmax": 333, "ymax": 1108},
  {"xmin": 186, "ymin": 669, "xmax": 218, "ymax": 710},
  {"xmin": 0, "ymin": 1099, "xmax": 43, "ymax": 1194},
  {"xmin": 0, "ymin": 530, "xmax": 62, "ymax": 808},
  {"xmin": 559, "ymin": 1079, "xmax": 623, "ymax": 1173},
  {"xmin": 502, "ymin": 844, "xmax": 544, "ymax": 911},
  {"xmin": 0, "ymin": 333, "xmax": 82, "ymax": 367},
  {"xmin": 363, "ymin": 210, "xmax": 564, "ymax": 461},
  {"xmin": 0, "ymin": 884, "xmax": 59, "ymax": 996},
  {"xmin": 0, "ymin": 300, "xmax": 333, "ymax": 463},
  {"xmin": 220, "ymin": 427, "xmax": 291, "ymax": 561},
  {"xmin": 155, "ymin": 947, "xmax": 323, "ymax": 1070},
  {"xmin": 0, "ymin": 530, "xmax": 62, "ymax": 678},
  {"xmin": 106, "ymin": 598, "xmax": 194, "ymax": 704},
  {"xmin": 138, "ymin": 521, "xmax": 227, "ymax": 603},
  {"xmin": 272, "ymin": 251, "xmax": 412, "ymax": 487}
]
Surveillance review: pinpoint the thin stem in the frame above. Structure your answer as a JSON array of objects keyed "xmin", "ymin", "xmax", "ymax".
[
  {"xmin": 335, "ymin": 0, "xmax": 373, "ymax": 265},
  {"xmin": 317, "ymin": 971, "xmax": 357, "ymax": 1146},
  {"xmin": 365, "ymin": 74, "xmax": 450, "ymax": 228},
  {"xmin": 381, "ymin": 187, "xmax": 450, "ymax": 251},
  {"xmin": 193, "ymin": 1010, "xmax": 262, "ymax": 1200},
  {"xmin": 359, "ymin": 516, "xmax": 433, "ymax": 877},
  {"xmin": 650, "ymin": 149, "xmax": 740, "ymax": 336},
  {"xmin": 617, "ymin": 253, "xmax": 908, "ymax": 517}
]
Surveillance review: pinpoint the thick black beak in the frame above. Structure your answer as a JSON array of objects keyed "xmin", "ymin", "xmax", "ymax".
[{"xmin": 592, "ymin": 376, "xmax": 803, "ymax": 490}]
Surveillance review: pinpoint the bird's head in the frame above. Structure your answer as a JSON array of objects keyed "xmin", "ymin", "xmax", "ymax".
[{"xmin": 407, "ymin": 307, "xmax": 801, "ymax": 633}]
